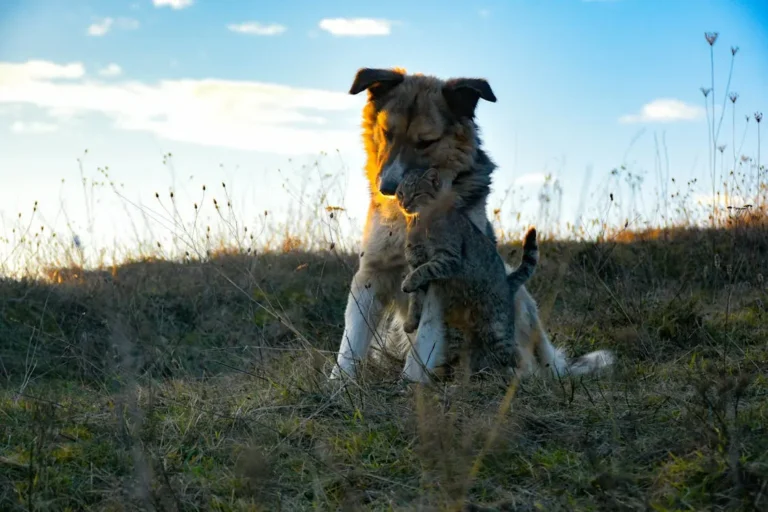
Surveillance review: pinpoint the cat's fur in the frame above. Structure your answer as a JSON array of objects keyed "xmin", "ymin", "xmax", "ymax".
[{"xmin": 396, "ymin": 168, "xmax": 538, "ymax": 376}]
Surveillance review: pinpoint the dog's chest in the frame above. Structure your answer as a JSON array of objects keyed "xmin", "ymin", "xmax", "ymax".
[{"xmin": 360, "ymin": 208, "xmax": 408, "ymax": 272}]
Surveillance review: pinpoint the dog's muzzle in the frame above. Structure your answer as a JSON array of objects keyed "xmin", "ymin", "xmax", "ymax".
[
  {"xmin": 378, "ymin": 177, "xmax": 399, "ymax": 196},
  {"xmin": 378, "ymin": 157, "xmax": 407, "ymax": 196}
]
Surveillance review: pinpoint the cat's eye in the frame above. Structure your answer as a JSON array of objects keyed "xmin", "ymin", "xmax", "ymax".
[{"xmin": 382, "ymin": 127, "xmax": 394, "ymax": 142}]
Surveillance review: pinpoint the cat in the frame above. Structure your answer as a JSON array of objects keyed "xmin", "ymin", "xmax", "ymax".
[{"xmin": 396, "ymin": 168, "xmax": 538, "ymax": 377}]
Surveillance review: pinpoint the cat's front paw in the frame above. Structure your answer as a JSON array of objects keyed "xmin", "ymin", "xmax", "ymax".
[
  {"xmin": 403, "ymin": 317, "xmax": 419, "ymax": 334},
  {"xmin": 401, "ymin": 273, "xmax": 420, "ymax": 294}
]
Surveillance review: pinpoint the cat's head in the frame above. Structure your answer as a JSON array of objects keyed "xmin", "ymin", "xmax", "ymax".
[{"xmin": 395, "ymin": 168, "xmax": 442, "ymax": 215}]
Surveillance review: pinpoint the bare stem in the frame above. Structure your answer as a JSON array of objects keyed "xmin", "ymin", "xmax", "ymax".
[
  {"xmin": 732, "ymin": 102, "xmax": 737, "ymax": 172},
  {"xmin": 759, "ymin": 122, "xmax": 763, "ymax": 207},
  {"xmin": 715, "ymin": 53, "xmax": 735, "ymax": 144},
  {"xmin": 710, "ymin": 45, "xmax": 717, "ymax": 225},
  {"xmin": 737, "ymin": 119, "xmax": 749, "ymax": 164},
  {"xmin": 705, "ymin": 96, "xmax": 715, "ymax": 225}
]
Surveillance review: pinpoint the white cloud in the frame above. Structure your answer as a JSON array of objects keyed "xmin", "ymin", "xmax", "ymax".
[
  {"xmin": 227, "ymin": 22, "xmax": 286, "ymax": 36},
  {"xmin": 514, "ymin": 172, "xmax": 548, "ymax": 186},
  {"xmin": 87, "ymin": 17, "xmax": 138, "ymax": 36},
  {"xmin": 88, "ymin": 18, "xmax": 113, "ymax": 36},
  {"xmin": 318, "ymin": 18, "xmax": 393, "ymax": 37},
  {"xmin": 153, "ymin": 0, "xmax": 193, "ymax": 9},
  {"xmin": 619, "ymin": 99, "xmax": 705, "ymax": 124},
  {"xmin": 10, "ymin": 121, "xmax": 58, "ymax": 134},
  {"xmin": 99, "ymin": 63, "xmax": 123, "ymax": 77},
  {"xmin": 0, "ymin": 61, "xmax": 85, "ymax": 83},
  {"xmin": 0, "ymin": 59, "xmax": 364, "ymax": 156}
]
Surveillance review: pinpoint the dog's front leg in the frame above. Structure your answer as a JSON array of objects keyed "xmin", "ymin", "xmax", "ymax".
[
  {"xmin": 329, "ymin": 271, "xmax": 385, "ymax": 381},
  {"xmin": 402, "ymin": 285, "xmax": 445, "ymax": 382}
]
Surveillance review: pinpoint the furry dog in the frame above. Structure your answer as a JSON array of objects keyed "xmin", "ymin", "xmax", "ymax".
[{"xmin": 329, "ymin": 67, "xmax": 614, "ymax": 383}]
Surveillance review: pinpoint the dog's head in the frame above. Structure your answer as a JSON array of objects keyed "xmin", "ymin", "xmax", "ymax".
[{"xmin": 349, "ymin": 67, "xmax": 496, "ymax": 197}]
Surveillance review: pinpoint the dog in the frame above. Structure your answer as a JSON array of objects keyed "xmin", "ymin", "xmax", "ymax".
[{"xmin": 329, "ymin": 67, "xmax": 614, "ymax": 383}]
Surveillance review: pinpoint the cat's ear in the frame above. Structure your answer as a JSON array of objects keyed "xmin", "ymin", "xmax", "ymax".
[{"xmin": 425, "ymin": 168, "xmax": 441, "ymax": 190}]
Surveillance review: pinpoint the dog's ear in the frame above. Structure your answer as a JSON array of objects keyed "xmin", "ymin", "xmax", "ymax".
[
  {"xmin": 442, "ymin": 78, "xmax": 497, "ymax": 119},
  {"xmin": 349, "ymin": 68, "xmax": 405, "ymax": 98}
]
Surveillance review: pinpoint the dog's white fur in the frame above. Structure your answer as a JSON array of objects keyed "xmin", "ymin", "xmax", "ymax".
[{"xmin": 329, "ymin": 209, "xmax": 450, "ymax": 383}]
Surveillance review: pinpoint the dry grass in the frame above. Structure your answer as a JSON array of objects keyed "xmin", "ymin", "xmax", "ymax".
[{"xmin": 1, "ymin": 220, "xmax": 768, "ymax": 511}]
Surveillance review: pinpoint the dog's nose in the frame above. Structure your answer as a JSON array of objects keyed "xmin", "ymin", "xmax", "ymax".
[{"xmin": 379, "ymin": 178, "xmax": 399, "ymax": 196}]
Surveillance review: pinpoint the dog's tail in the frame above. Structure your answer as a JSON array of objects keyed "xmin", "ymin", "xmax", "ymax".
[
  {"xmin": 510, "ymin": 276, "xmax": 615, "ymax": 380},
  {"xmin": 538, "ymin": 336, "xmax": 615, "ymax": 378},
  {"xmin": 506, "ymin": 227, "xmax": 538, "ymax": 291}
]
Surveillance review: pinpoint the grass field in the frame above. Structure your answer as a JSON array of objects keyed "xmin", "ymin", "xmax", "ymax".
[{"xmin": 2, "ymin": 216, "xmax": 768, "ymax": 511}]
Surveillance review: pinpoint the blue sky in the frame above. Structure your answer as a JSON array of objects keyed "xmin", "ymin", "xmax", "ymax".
[{"xmin": 1, "ymin": 0, "xmax": 767, "ymax": 265}]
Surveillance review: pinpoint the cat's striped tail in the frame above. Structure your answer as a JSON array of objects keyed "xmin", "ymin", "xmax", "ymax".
[{"xmin": 506, "ymin": 227, "xmax": 538, "ymax": 291}]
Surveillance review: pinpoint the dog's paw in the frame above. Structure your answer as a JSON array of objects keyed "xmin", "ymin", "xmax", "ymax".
[
  {"xmin": 403, "ymin": 318, "xmax": 418, "ymax": 334},
  {"xmin": 328, "ymin": 364, "xmax": 356, "ymax": 385}
]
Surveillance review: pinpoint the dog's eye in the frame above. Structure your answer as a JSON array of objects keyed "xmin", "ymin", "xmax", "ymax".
[{"xmin": 415, "ymin": 138, "xmax": 439, "ymax": 150}]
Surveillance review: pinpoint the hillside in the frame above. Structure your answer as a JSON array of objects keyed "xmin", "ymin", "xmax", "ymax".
[{"xmin": 1, "ymin": 224, "xmax": 767, "ymax": 511}]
